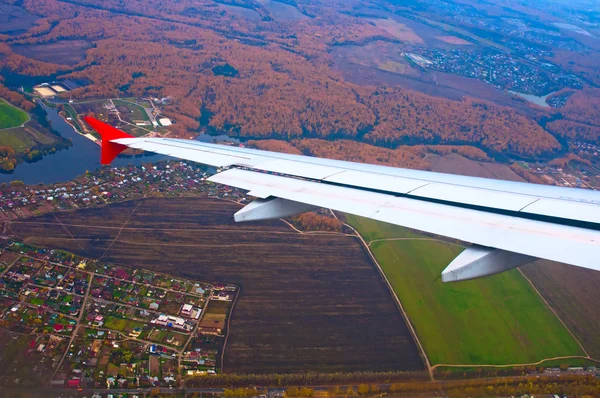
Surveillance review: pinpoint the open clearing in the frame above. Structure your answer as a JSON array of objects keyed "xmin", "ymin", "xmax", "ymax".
[
  {"xmin": 0, "ymin": 4, "xmax": 38, "ymax": 35},
  {"xmin": 264, "ymin": 1, "xmax": 309, "ymax": 22},
  {"xmin": 367, "ymin": 18, "xmax": 424, "ymax": 43},
  {"xmin": 0, "ymin": 99, "xmax": 29, "ymax": 129},
  {"xmin": 0, "ymin": 123, "xmax": 64, "ymax": 155},
  {"xmin": 11, "ymin": 40, "xmax": 93, "ymax": 66},
  {"xmin": 9, "ymin": 197, "xmax": 424, "ymax": 373},
  {"xmin": 330, "ymin": 42, "xmax": 533, "ymax": 113},
  {"xmin": 435, "ymin": 36, "xmax": 473, "ymax": 45},
  {"xmin": 427, "ymin": 153, "xmax": 525, "ymax": 181},
  {"xmin": 344, "ymin": 214, "xmax": 585, "ymax": 366}
]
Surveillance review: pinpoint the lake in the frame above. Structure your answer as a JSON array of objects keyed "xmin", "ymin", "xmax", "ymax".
[
  {"xmin": 509, "ymin": 90, "xmax": 552, "ymax": 108},
  {"xmin": 219, "ymin": 4, "xmax": 262, "ymax": 21},
  {"xmin": 264, "ymin": 1, "xmax": 309, "ymax": 22}
]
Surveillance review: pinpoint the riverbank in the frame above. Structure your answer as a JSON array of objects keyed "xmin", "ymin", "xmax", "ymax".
[
  {"xmin": 0, "ymin": 103, "xmax": 166, "ymax": 184},
  {"xmin": 59, "ymin": 111, "xmax": 99, "ymax": 146}
]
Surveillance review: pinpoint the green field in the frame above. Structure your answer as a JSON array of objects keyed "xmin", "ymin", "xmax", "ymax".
[
  {"xmin": 0, "ymin": 128, "xmax": 37, "ymax": 153},
  {"xmin": 0, "ymin": 99, "xmax": 29, "ymax": 129},
  {"xmin": 345, "ymin": 214, "xmax": 585, "ymax": 366},
  {"xmin": 436, "ymin": 357, "xmax": 598, "ymax": 375},
  {"xmin": 113, "ymin": 99, "xmax": 150, "ymax": 122},
  {"xmin": 104, "ymin": 316, "xmax": 128, "ymax": 331},
  {"xmin": 0, "ymin": 123, "xmax": 62, "ymax": 155}
]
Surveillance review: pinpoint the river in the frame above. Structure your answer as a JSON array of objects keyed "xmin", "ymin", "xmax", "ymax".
[
  {"xmin": 0, "ymin": 105, "xmax": 168, "ymax": 185},
  {"xmin": 0, "ymin": 103, "xmax": 242, "ymax": 185}
]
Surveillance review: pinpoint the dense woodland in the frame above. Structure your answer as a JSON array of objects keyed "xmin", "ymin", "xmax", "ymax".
[
  {"xmin": 0, "ymin": 79, "xmax": 35, "ymax": 111},
  {"xmin": 0, "ymin": 0, "xmax": 598, "ymax": 162},
  {"xmin": 251, "ymin": 139, "xmax": 491, "ymax": 169},
  {"xmin": 546, "ymin": 88, "xmax": 600, "ymax": 144}
]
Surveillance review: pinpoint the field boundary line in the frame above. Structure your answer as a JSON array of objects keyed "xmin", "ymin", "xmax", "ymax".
[
  {"xmin": 518, "ymin": 268, "xmax": 591, "ymax": 358},
  {"xmin": 342, "ymin": 219, "xmax": 434, "ymax": 380},
  {"xmin": 53, "ymin": 214, "xmax": 85, "ymax": 251},
  {"xmin": 431, "ymin": 354, "xmax": 600, "ymax": 370},
  {"xmin": 218, "ymin": 284, "xmax": 241, "ymax": 375},
  {"xmin": 8, "ymin": 220, "xmax": 333, "ymax": 235},
  {"xmin": 99, "ymin": 200, "xmax": 143, "ymax": 259},
  {"xmin": 279, "ymin": 219, "xmax": 356, "ymax": 237},
  {"xmin": 367, "ymin": 237, "xmax": 466, "ymax": 248}
]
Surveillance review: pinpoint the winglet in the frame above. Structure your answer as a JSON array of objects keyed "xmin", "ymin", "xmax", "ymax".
[{"xmin": 84, "ymin": 117, "xmax": 134, "ymax": 164}]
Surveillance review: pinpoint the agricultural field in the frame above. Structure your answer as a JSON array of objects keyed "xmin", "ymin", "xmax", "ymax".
[
  {"xmin": 521, "ymin": 260, "xmax": 600, "ymax": 359},
  {"xmin": 10, "ymin": 197, "xmax": 425, "ymax": 374},
  {"xmin": 426, "ymin": 153, "xmax": 525, "ymax": 181},
  {"xmin": 344, "ymin": 214, "xmax": 585, "ymax": 366},
  {"xmin": 0, "ymin": 330, "xmax": 59, "ymax": 387},
  {"xmin": 10, "ymin": 40, "xmax": 92, "ymax": 66},
  {"xmin": 0, "ymin": 123, "xmax": 65, "ymax": 154},
  {"xmin": 0, "ymin": 99, "xmax": 28, "ymax": 129}
]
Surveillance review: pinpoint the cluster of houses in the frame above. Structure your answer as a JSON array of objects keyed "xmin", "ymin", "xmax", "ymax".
[
  {"xmin": 0, "ymin": 207, "xmax": 239, "ymax": 388},
  {"xmin": 0, "ymin": 160, "xmax": 249, "ymax": 222},
  {"xmin": 151, "ymin": 314, "xmax": 193, "ymax": 331}
]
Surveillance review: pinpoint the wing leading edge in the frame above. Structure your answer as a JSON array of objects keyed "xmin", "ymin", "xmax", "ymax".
[{"xmin": 86, "ymin": 117, "xmax": 600, "ymax": 282}]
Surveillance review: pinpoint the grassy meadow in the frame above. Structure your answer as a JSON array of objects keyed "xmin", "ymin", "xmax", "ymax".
[{"xmin": 0, "ymin": 99, "xmax": 28, "ymax": 129}]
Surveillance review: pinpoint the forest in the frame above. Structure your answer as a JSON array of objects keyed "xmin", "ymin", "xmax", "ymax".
[
  {"xmin": 251, "ymin": 139, "xmax": 491, "ymax": 170},
  {"xmin": 0, "ymin": 0, "xmax": 597, "ymax": 160}
]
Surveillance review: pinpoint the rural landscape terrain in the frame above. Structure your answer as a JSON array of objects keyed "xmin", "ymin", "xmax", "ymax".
[
  {"xmin": 0, "ymin": 0, "xmax": 600, "ymax": 395},
  {"xmin": 0, "ymin": 160, "xmax": 596, "ymax": 396}
]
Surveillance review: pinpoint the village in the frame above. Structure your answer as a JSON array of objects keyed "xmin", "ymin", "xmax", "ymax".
[
  {"xmin": 0, "ymin": 160, "xmax": 249, "ymax": 222},
  {"xmin": 0, "ymin": 239, "xmax": 237, "ymax": 389},
  {"xmin": 406, "ymin": 48, "xmax": 581, "ymax": 96}
]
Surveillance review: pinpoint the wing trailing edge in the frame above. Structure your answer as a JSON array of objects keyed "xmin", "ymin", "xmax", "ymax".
[{"xmin": 84, "ymin": 120, "xmax": 600, "ymax": 281}]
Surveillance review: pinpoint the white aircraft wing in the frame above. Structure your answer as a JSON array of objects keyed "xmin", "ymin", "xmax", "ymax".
[{"xmin": 86, "ymin": 117, "xmax": 600, "ymax": 282}]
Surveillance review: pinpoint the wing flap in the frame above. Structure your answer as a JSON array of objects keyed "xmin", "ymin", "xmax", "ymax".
[
  {"xmin": 79, "ymin": 123, "xmax": 600, "ymax": 277},
  {"xmin": 521, "ymin": 198, "xmax": 600, "ymax": 225},
  {"xmin": 209, "ymin": 169, "xmax": 600, "ymax": 272},
  {"xmin": 407, "ymin": 183, "xmax": 539, "ymax": 211},
  {"xmin": 324, "ymin": 170, "xmax": 430, "ymax": 195},
  {"xmin": 113, "ymin": 137, "xmax": 600, "ymax": 224}
]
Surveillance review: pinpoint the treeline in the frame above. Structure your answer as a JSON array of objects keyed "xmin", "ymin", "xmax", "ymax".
[
  {"xmin": 213, "ymin": 374, "xmax": 600, "ymax": 397},
  {"xmin": 0, "ymin": 146, "xmax": 60, "ymax": 172},
  {"xmin": 548, "ymin": 153, "xmax": 592, "ymax": 168},
  {"xmin": 415, "ymin": 145, "xmax": 490, "ymax": 161},
  {"xmin": 0, "ymin": 80, "xmax": 35, "ymax": 111},
  {"xmin": 508, "ymin": 164, "xmax": 548, "ymax": 184},
  {"xmin": 185, "ymin": 370, "xmax": 428, "ymax": 387},
  {"xmin": 291, "ymin": 212, "xmax": 343, "ymax": 232},
  {"xmin": 546, "ymin": 88, "xmax": 600, "ymax": 144},
  {"xmin": 0, "ymin": 146, "xmax": 17, "ymax": 173}
]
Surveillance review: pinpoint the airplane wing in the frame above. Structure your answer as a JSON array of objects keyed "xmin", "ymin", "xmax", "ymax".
[{"xmin": 85, "ymin": 117, "xmax": 600, "ymax": 282}]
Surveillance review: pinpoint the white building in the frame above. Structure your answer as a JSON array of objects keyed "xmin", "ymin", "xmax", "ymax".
[{"xmin": 158, "ymin": 118, "xmax": 172, "ymax": 126}]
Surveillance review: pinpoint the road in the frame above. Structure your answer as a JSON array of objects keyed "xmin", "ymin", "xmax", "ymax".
[{"xmin": 52, "ymin": 272, "xmax": 94, "ymax": 379}]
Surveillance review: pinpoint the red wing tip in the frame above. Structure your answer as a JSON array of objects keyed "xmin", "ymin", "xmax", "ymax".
[{"xmin": 83, "ymin": 116, "xmax": 133, "ymax": 164}]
